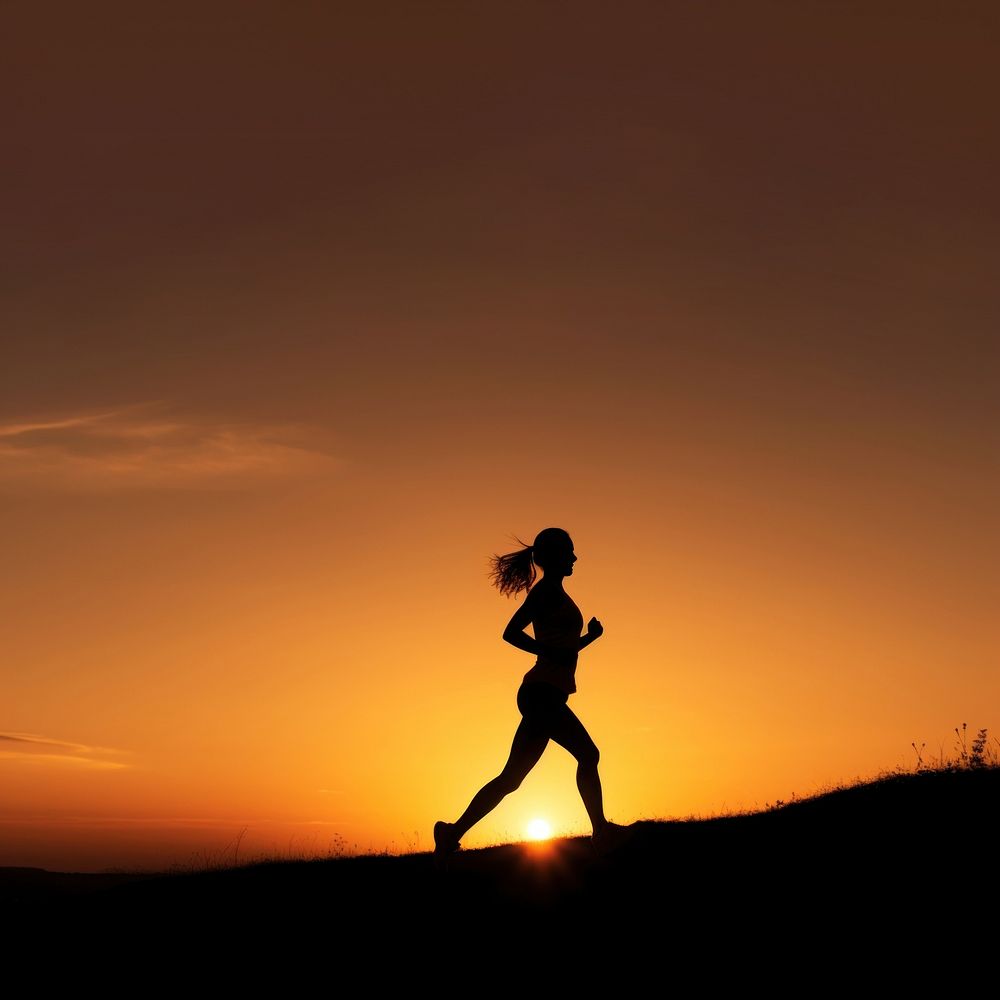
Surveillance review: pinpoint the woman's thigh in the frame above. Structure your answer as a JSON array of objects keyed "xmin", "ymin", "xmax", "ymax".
[
  {"xmin": 499, "ymin": 717, "xmax": 549, "ymax": 779},
  {"xmin": 516, "ymin": 683, "xmax": 567, "ymax": 738},
  {"xmin": 546, "ymin": 704, "xmax": 599, "ymax": 763}
]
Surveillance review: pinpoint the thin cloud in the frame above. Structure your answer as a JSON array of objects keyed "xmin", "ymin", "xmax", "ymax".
[
  {"xmin": 0, "ymin": 752, "xmax": 130, "ymax": 770},
  {"xmin": 0, "ymin": 731, "xmax": 131, "ymax": 770},
  {"xmin": 0, "ymin": 816, "xmax": 345, "ymax": 828},
  {"xmin": 0, "ymin": 412, "xmax": 122, "ymax": 437},
  {"xmin": 0, "ymin": 403, "xmax": 339, "ymax": 492},
  {"xmin": 0, "ymin": 816, "xmax": 266, "ymax": 826}
]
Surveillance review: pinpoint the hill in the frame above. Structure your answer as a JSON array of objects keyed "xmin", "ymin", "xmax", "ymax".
[{"xmin": 7, "ymin": 766, "xmax": 997, "ymax": 977}]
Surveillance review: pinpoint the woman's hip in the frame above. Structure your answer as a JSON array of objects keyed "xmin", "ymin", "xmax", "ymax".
[{"xmin": 517, "ymin": 681, "xmax": 569, "ymax": 718}]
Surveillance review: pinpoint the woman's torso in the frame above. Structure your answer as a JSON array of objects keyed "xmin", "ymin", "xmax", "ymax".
[{"xmin": 521, "ymin": 584, "xmax": 584, "ymax": 695}]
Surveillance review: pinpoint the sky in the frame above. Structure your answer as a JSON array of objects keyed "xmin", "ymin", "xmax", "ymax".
[{"xmin": 2, "ymin": 1, "xmax": 998, "ymax": 872}]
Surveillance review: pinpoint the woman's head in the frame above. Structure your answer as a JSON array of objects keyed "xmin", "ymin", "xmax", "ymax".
[
  {"xmin": 488, "ymin": 527, "xmax": 575, "ymax": 597},
  {"xmin": 530, "ymin": 527, "xmax": 575, "ymax": 573}
]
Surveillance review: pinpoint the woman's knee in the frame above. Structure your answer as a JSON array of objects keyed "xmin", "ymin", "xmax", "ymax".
[
  {"xmin": 494, "ymin": 770, "xmax": 525, "ymax": 795},
  {"xmin": 576, "ymin": 742, "xmax": 600, "ymax": 770}
]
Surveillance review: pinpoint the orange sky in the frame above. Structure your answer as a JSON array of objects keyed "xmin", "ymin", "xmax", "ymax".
[{"xmin": 3, "ymin": 2, "xmax": 998, "ymax": 872}]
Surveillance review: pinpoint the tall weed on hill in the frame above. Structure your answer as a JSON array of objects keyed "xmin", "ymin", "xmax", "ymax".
[{"xmin": 911, "ymin": 722, "xmax": 999, "ymax": 773}]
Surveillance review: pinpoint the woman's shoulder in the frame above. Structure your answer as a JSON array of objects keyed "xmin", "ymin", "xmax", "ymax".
[{"xmin": 526, "ymin": 580, "xmax": 568, "ymax": 607}]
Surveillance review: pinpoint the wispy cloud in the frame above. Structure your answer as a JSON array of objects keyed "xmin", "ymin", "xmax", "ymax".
[
  {"xmin": 0, "ymin": 403, "xmax": 339, "ymax": 492},
  {"xmin": 0, "ymin": 732, "xmax": 132, "ymax": 770},
  {"xmin": 0, "ymin": 815, "xmax": 260, "ymax": 826},
  {"xmin": 0, "ymin": 816, "xmax": 348, "ymax": 831}
]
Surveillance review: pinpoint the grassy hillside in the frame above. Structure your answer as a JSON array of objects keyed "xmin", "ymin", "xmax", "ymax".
[{"xmin": 8, "ymin": 764, "xmax": 997, "ymax": 975}]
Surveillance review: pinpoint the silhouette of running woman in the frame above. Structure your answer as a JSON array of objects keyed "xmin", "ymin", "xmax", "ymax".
[{"xmin": 434, "ymin": 527, "xmax": 625, "ymax": 856}]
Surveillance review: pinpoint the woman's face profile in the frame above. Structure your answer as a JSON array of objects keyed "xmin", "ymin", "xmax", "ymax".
[{"xmin": 549, "ymin": 536, "xmax": 577, "ymax": 576}]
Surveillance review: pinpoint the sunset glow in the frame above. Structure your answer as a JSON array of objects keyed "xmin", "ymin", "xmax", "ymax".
[
  {"xmin": 527, "ymin": 819, "xmax": 553, "ymax": 842},
  {"xmin": 2, "ymin": 3, "xmax": 996, "ymax": 874}
]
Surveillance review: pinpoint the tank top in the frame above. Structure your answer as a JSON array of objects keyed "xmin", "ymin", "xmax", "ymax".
[{"xmin": 522, "ymin": 588, "xmax": 585, "ymax": 695}]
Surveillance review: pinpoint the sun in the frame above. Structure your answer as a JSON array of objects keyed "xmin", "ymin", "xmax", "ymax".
[{"xmin": 526, "ymin": 818, "xmax": 552, "ymax": 841}]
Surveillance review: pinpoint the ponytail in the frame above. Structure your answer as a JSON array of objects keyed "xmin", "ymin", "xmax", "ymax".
[{"xmin": 487, "ymin": 536, "xmax": 536, "ymax": 598}]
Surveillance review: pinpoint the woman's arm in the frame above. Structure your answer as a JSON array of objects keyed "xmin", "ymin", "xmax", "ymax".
[
  {"xmin": 577, "ymin": 616, "xmax": 604, "ymax": 651},
  {"xmin": 503, "ymin": 593, "xmax": 603, "ymax": 660},
  {"xmin": 502, "ymin": 587, "xmax": 546, "ymax": 656}
]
